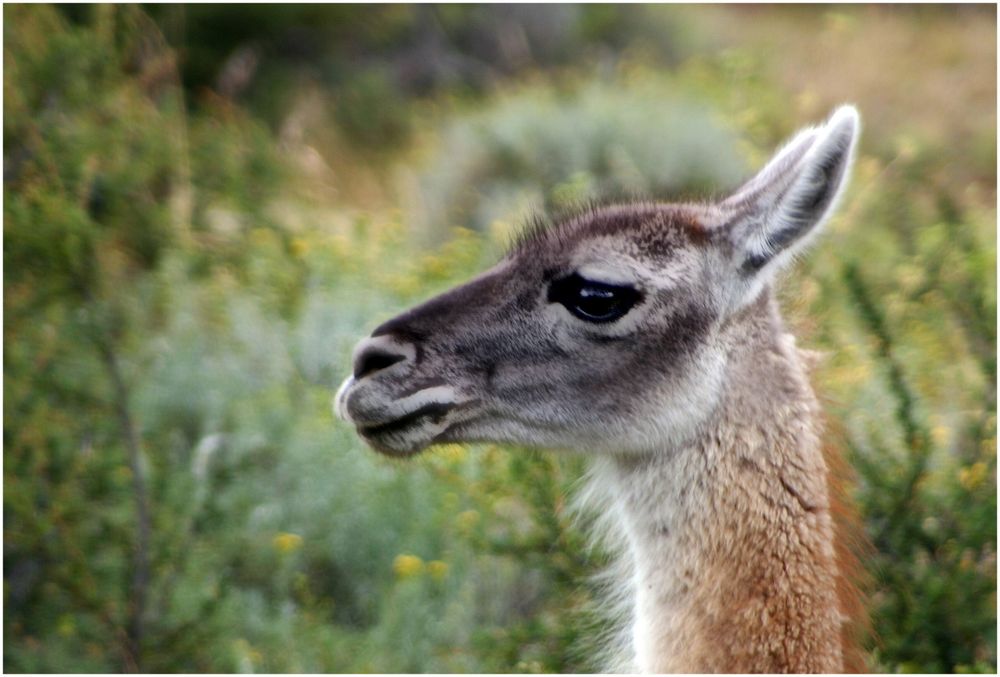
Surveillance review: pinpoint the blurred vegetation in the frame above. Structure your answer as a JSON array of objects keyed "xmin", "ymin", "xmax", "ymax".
[{"xmin": 4, "ymin": 4, "xmax": 996, "ymax": 673}]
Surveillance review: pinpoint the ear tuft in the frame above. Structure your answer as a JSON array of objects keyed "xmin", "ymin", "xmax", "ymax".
[
  {"xmin": 827, "ymin": 105, "xmax": 861, "ymax": 140},
  {"xmin": 721, "ymin": 105, "xmax": 860, "ymax": 281}
]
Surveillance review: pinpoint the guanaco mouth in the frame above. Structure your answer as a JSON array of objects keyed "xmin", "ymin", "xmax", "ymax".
[{"xmin": 357, "ymin": 401, "xmax": 457, "ymax": 438}]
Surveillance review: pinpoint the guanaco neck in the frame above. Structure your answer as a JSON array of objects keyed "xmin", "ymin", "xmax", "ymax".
[{"xmin": 605, "ymin": 294, "xmax": 845, "ymax": 673}]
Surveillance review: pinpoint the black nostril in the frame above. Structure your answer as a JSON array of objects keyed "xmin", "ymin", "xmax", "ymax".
[{"xmin": 354, "ymin": 346, "xmax": 407, "ymax": 380}]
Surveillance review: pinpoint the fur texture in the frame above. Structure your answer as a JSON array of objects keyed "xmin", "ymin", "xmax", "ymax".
[{"xmin": 335, "ymin": 106, "xmax": 864, "ymax": 672}]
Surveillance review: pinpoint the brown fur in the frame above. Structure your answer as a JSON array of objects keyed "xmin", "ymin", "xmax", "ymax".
[
  {"xmin": 820, "ymin": 410, "xmax": 874, "ymax": 672},
  {"xmin": 802, "ymin": 350, "xmax": 873, "ymax": 672}
]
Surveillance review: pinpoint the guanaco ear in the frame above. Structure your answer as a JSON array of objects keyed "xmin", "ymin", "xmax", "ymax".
[{"xmin": 719, "ymin": 105, "xmax": 860, "ymax": 293}]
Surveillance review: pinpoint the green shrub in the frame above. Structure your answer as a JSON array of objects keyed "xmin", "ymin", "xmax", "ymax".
[{"xmin": 410, "ymin": 76, "xmax": 747, "ymax": 237}]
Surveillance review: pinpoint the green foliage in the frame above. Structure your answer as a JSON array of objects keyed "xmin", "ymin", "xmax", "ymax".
[
  {"xmin": 411, "ymin": 75, "xmax": 747, "ymax": 236},
  {"xmin": 815, "ymin": 184, "xmax": 997, "ymax": 672},
  {"xmin": 137, "ymin": 5, "xmax": 704, "ymax": 152},
  {"xmin": 5, "ymin": 4, "xmax": 183, "ymax": 296},
  {"xmin": 4, "ymin": 4, "xmax": 996, "ymax": 674}
]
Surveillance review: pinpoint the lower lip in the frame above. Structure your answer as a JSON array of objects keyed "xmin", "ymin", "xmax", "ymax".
[{"xmin": 357, "ymin": 402, "xmax": 456, "ymax": 438}]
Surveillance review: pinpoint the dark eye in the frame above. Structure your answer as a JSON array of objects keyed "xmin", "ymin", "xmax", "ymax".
[{"xmin": 547, "ymin": 273, "xmax": 642, "ymax": 324}]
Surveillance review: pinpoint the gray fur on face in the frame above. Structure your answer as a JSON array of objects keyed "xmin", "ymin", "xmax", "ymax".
[
  {"xmin": 338, "ymin": 204, "xmax": 722, "ymax": 456},
  {"xmin": 335, "ymin": 106, "xmax": 859, "ymax": 459}
]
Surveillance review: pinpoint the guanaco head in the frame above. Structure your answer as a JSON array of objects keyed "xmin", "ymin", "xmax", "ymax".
[{"xmin": 336, "ymin": 106, "xmax": 859, "ymax": 457}]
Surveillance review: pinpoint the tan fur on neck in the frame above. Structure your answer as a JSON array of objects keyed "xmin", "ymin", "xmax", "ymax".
[{"xmin": 589, "ymin": 292, "xmax": 861, "ymax": 672}]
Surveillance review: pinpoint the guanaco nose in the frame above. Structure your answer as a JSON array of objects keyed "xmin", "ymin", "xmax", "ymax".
[{"xmin": 352, "ymin": 336, "xmax": 414, "ymax": 380}]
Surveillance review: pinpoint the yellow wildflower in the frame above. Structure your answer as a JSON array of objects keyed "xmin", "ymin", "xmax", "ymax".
[
  {"xmin": 393, "ymin": 553, "xmax": 424, "ymax": 579},
  {"xmin": 436, "ymin": 444, "xmax": 467, "ymax": 463},
  {"xmin": 931, "ymin": 425, "xmax": 950, "ymax": 448},
  {"xmin": 290, "ymin": 237, "xmax": 310, "ymax": 258},
  {"xmin": 272, "ymin": 532, "xmax": 303, "ymax": 554},
  {"xmin": 958, "ymin": 462, "xmax": 988, "ymax": 491}
]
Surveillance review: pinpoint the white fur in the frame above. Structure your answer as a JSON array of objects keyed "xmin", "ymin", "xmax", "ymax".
[
  {"xmin": 334, "ymin": 375, "xmax": 355, "ymax": 422},
  {"xmin": 720, "ymin": 105, "xmax": 860, "ymax": 311}
]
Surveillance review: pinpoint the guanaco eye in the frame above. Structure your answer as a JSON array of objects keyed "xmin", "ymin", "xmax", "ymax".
[{"xmin": 547, "ymin": 273, "xmax": 642, "ymax": 324}]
